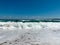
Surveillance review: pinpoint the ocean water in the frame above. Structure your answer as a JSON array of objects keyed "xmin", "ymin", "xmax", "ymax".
[{"xmin": 0, "ymin": 19, "xmax": 60, "ymax": 45}]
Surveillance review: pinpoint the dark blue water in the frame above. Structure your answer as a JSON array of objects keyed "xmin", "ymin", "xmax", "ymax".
[{"xmin": 0, "ymin": 18, "xmax": 60, "ymax": 22}]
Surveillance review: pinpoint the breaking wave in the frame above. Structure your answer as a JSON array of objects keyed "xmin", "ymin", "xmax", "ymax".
[
  {"xmin": 0, "ymin": 18, "xmax": 60, "ymax": 30},
  {"xmin": 0, "ymin": 19, "xmax": 60, "ymax": 44},
  {"xmin": 0, "ymin": 22, "xmax": 60, "ymax": 30}
]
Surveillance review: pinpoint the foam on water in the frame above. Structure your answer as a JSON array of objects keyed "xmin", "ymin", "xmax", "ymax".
[
  {"xmin": 0, "ymin": 22, "xmax": 60, "ymax": 30},
  {"xmin": 0, "ymin": 22, "xmax": 60, "ymax": 45}
]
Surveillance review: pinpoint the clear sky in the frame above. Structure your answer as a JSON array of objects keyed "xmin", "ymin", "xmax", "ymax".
[{"xmin": 0, "ymin": 0, "xmax": 60, "ymax": 18}]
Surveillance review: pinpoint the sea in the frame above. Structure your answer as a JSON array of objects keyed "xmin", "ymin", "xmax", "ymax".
[{"xmin": 0, "ymin": 18, "xmax": 60, "ymax": 45}]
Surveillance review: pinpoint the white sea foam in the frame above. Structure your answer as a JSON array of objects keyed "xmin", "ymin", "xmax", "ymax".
[
  {"xmin": 0, "ymin": 22, "xmax": 60, "ymax": 30},
  {"xmin": 0, "ymin": 22, "xmax": 60, "ymax": 45}
]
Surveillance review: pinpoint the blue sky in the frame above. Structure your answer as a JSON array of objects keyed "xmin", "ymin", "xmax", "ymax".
[{"xmin": 0, "ymin": 0, "xmax": 60, "ymax": 18}]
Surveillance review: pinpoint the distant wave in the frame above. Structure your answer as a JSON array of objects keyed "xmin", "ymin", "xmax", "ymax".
[{"xmin": 0, "ymin": 18, "xmax": 60, "ymax": 22}]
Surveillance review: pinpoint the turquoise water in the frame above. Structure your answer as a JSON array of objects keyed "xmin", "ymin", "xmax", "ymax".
[{"xmin": 0, "ymin": 18, "xmax": 60, "ymax": 22}]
